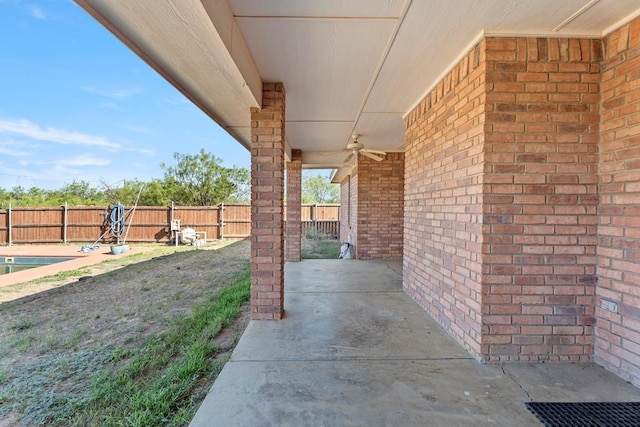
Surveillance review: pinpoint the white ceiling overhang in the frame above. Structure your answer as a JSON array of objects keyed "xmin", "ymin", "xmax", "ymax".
[{"xmin": 75, "ymin": 0, "xmax": 640, "ymax": 175}]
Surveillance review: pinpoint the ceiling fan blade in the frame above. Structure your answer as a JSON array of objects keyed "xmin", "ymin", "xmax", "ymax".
[
  {"xmin": 362, "ymin": 148, "xmax": 387, "ymax": 155},
  {"xmin": 344, "ymin": 152, "xmax": 355, "ymax": 163},
  {"xmin": 361, "ymin": 151, "xmax": 384, "ymax": 161}
]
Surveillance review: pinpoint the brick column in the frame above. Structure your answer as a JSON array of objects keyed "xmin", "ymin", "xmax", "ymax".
[
  {"xmin": 286, "ymin": 149, "xmax": 302, "ymax": 262},
  {"xmin": 250, "ymin": 83, "xmax": 285, "ymax": 320}
]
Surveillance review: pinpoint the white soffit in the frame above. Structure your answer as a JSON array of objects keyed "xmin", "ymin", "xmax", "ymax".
[
  {"xmin": 229, "ymin": 0, "xmax": 404, "ymax": 18},
  {"xmin": 287, "ymin": 121, "xmax": 354, "ymax": 152},
  {"xmin": 365, "ymin": 0, "xmax": 615, "ymax": 115},
  {"xmin": 76, "ymin": 0, "xmax": 640, "ymax": 171},
  {"xmin": 235, "ymin": 18, "xmax": 398, "ymax": 121},
  {"xmin": 560, "ymin": 0, "xmax": 640, "ymax": 35},
  {"xmin": 354, "ymin": 113, "xmax": 406, "ymax": 151},
  {"xmin": 301, "ymin": 151, "xmax": 353, "ymax": 169}
]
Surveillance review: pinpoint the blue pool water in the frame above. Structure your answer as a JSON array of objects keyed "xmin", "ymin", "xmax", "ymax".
[{"xmin": 0, "ymin": 256, "xmax": 76, "ymax": 275}]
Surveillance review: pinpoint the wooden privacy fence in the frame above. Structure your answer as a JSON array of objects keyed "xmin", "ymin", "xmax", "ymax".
[{"xmin": 0, "ymin": 203, "xmax": 339, "ymax": 245}]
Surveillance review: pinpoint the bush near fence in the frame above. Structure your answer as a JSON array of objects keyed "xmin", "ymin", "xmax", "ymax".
[{"xmin": 0, "ymin": 204, "xmax": 339, "ymax": 245}]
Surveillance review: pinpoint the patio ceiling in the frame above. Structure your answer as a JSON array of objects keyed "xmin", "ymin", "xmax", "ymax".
[{"xmin": 75, "ymin": 0, "xmax": 640, "ymax": 174}]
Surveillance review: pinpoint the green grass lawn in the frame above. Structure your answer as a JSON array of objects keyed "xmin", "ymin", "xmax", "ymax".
[
  {"xmin": 301, "ymin": 237, "xmax": 341, "ymax": 259},
  {"xmin": 0, "ymin": 241, "xmax": 251, "ymax": 427},
  {"xmin": 78, "ymin": 268, "xmax": 250, "ymax": 426}
]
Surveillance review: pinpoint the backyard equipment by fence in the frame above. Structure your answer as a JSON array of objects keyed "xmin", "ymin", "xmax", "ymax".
[
  {"xmin": 109, "ymin": 204, "xmax": 126, "ymax": 244},
  {"xmin": 0, "ymin": 203, "xmax": 339, "ymax": 245}
]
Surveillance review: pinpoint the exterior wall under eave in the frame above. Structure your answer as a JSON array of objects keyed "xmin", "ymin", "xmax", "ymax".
[
  {"xmin": 403, "ymin": 16, "xmax": 640, "ymax": 385},
  {"xmin": 286, "ymin": 149, "xmax": 302, "ymax": 262},
  {"xmin": 404, "ymin": 42, "xmax": 486, "ymax": 358},
  {"xmin": 339, "ymin": 172, "xmax": 358, "ymax": 251},
  {"xmin": 339, "ymin": 177, "xmax": 349, "ymax": 244},
  {"xmin": 356, "ymin": 153, "xmax": 404, "ymax": 259},
  {"xmin": 596, "ymin": 16, "xmax": 640, "ymax": 387},
  {"xmin": 483, "ymin": 37, "xmax": 601, "ymax": 361}
]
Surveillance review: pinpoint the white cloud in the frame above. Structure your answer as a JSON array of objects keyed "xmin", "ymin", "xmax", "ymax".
[
  {"xmin": 53, "ymin": 154, "xmax": 111, "ymax": 167},
  {"xmin": 161, "ymin": 97, "xmax": 189, "ymax": 106},
  {"xmin": 50, "ymin": 164, "xmax": 78, "ymax": 173},
  {"xmin": 124, "ymin": 146, "xmax": 154, "ymax": 155},
  {"xmin": 83, "ymin": 86, "xmax": 142, "ymax": 99},
  {"xmin": 26, "ymin": 4, "xmax": 46, "ymax": 20},
  {"xmin": 122, "ymin": 124, "xmax": 152, "ymax": 134},
  {"xmin": 0, "ymin": 118, "xmax": 121, "ymax": 149},
  {"xmin": 0, "ymin": 144, "xmax": 28, "ymax": 156},
  {"xmin": 0, "ymin": 164, "xmax": 32, "ymax": 178},
  {"xmin": 131, "ymin": 161, "xmax": 146, "ymax": 169}
]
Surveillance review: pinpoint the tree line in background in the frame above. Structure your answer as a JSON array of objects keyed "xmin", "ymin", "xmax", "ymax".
[{"xmin": 0, "ymin": 149, "xmax": 340, "ymax": 208}]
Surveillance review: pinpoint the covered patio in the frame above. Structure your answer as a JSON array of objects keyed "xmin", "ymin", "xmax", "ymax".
[
  {"xmin": 190, "ymin": 259, "xmax": 640, "ymax": 425},
  {"xmin": 76, "ymin": 0, "xmax": 640, "ymax": 416}
]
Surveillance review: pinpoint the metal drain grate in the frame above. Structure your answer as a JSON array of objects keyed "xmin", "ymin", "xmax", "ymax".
[{"xmin": 526, "ymin": 402, "xmax": 640, "ymax": 427}]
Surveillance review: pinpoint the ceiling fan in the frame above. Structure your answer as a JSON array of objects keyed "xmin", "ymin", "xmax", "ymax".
[{"xmin": 343, "ymin": 134, "xmax": 387, "ymax": 163}]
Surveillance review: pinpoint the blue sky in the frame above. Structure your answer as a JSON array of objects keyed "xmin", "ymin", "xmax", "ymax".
[{"xmin": 0, "ymin": 0, "xmax": 251, "ymax": 191}]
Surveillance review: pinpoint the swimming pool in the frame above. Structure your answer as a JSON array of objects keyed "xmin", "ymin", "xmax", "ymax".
[{"xmin": 0, "ymin": 256, "xmax": 76, "ymax": 275}]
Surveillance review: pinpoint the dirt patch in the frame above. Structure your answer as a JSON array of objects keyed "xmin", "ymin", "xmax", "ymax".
[{"xmin": 0, "ymin": 240, "xmax": 251, "ymax": 426}]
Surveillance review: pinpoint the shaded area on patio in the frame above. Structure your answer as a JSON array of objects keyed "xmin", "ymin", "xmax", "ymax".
[{"xmin": 191, "ymin": 259, "xmax": 640, "ymax": 426}]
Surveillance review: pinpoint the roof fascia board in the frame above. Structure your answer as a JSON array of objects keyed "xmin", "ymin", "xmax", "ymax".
[
  {"xmin": 75, "ymin": 0, "xmax": 262, "ymax": 150},
  {"xmin": 200, "ymin": 0, "xmax": 262, "ymax": 107}
]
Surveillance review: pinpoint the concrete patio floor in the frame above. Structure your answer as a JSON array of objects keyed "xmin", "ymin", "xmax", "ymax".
[{"xmin": 191, "ymin": 259, "xmax": 640, "ymax": 426}]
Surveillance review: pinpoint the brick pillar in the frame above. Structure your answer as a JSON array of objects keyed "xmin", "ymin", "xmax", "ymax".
[
  {"xmin": 286, "ymin": 149, "xmax": 303, "ymax": 262},
  {"xmin": 250, "ymin": 83, "xmax": 285, "ymax": 320}
]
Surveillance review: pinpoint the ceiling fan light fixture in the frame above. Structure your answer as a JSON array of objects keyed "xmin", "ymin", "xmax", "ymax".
[
  {"xmin": 335, "ymin": 134, "xmax": 388, "ymax": 164},
  {"xmin": 346, "ymin": 141, "xmax": 364, "ymax": 151}
]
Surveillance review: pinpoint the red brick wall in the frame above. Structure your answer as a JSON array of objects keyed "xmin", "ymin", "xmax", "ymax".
[
  {"xmin": 286, "ymin": 149, "xmax": 302, "ymax": 262},
  {"xmin": 355, "ymin": 153, "xmax": 404, "ymax": 259},
  {"xmin": 339, "ymin": 172, "xmax": 358, "ymax": 250},
  {"xmin": 404, "ymin": 42, "xmax": 486, "ymax": 357},
  {"xmin": 596, "ymin": 16, "xmax": 640, "ymax": 386},
  {"xmin": 250, "ymin": 82, "xmax": 285, "ymax": 320},
  {"xmin": 339, "ymin": 175, "xmax": 350, "ymax": 243},
  {"xmin": 483, "ymin": 37, "xmax": 601, "ymax": 361},
  {"xmin": 404, "ymin": 36, "xmax": 605, "ymax": 362}
]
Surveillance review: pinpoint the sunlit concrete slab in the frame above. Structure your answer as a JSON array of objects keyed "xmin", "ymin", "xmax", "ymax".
[
  {"xmin": 285, "ymin": 259, "xmax": 404, "ymax": 293},
  {"xmin": 191, "ymin": 259, "xmax": 640, "ymax": 427},
  {"xmin": 233, "ymin": 291, "xmax": 470, "ymax": 361}
]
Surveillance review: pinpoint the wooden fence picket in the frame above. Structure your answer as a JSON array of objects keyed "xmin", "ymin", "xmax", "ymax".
[{"xmin": 0, "ymin": 203, "xmax": 339, "ymax": 245}]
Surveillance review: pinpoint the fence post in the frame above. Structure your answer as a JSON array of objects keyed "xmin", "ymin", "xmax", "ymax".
[
  {"xmin": 170, "ymin": 201, "xmax": 175, "ymax": 243},
  {"xmin": 63, "ymin": 202, "xmax": 68, "ymax": 243},
  {"xmin": 313, "ymin": 203, "xmax": 318, "ymax": 236},
  {"xmin": 220, "ymin": 203, "xmax": 225, "ymax": 241},
  {"xmin": 8, "ymin": 203, "xmax": 12, "ymax": 246}
]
